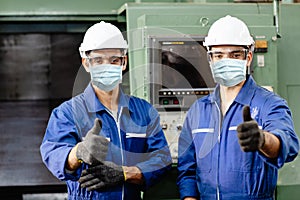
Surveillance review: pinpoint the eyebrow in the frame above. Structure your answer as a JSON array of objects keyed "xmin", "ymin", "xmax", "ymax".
[
  {"xmin": 211, "ymin": 49, "xmax": 244, "ymax": 52},
  {"xmin": 88, "ymin": 54, "xmax": 123, "ymax": 58},
  {"xmin": 211, "ymin": 49, "xmax": 245, "ymax": 53}
]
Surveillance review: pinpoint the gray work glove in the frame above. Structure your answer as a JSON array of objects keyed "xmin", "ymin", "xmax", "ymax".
[
  {"xmin": 78, "ymin": 161, "xmax": 125, "ymax": 191},
  {"xmin": 237, "ymin": 106, "xmax": 265, "ymax": 152},
  {"xmin": 76, "ymin": 118, "xmax": 109, "ymax": 165}
]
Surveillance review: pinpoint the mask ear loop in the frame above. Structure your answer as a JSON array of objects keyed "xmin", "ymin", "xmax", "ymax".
[
  {"xmin": 206, "ymin": 48, "xmax": 214, "ymax": 66},
  {"xmin": 206, "ymin": 46, "xmax": 214, "ymax": 65},
  {"xmin": 121, "ymin": 48, "xmax": 127, "ymax": 67},
  {"xmin": 122, "ymin": 57, "xmax": 125, "ymax": 67},
  {"xmin": 85, "ymin": 50, "xmax": 93, "ymax": 67},
  {"xmin": 86, "ymin": 57, "xmax": 93, "ymax": 72},
  {"xmin": 119, "ymin": 55, "xmax": 127, "ymax": 69},
  {"xmin": 206, "ymin": 51, "xmax": 212, "ymax": 62},
  {"xmin": 244, "ymin": 48, "xmax": 251, "ymax": 75}
]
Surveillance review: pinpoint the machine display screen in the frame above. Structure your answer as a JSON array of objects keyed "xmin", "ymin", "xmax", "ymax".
[
  {"xmin": 149, "ymin": 36, "xmax": 215, "ymax": 110},
  {"xmin": 161, "ymin": 41, "xmax": 213, "ymax": 90}
]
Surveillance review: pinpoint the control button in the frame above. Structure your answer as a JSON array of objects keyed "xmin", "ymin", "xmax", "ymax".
[
  {"xmin": 177, "ymin": 124, "xmax": 183, "ymax": 131},
  {"xmin": 163, "ymin": 99, "xmax": 169, "ymax": 105},
  {"xmin": 173, "ymin": 99, "xmax": 179, "ymax": 105},
  {"xmin": 161, "ymin": 123, "xmax": 168, "ymax": 130}
]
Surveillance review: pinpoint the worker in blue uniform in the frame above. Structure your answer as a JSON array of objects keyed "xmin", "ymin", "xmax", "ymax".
[
  {"xmin": 177, "ymin": 15, "xmax": 299, "ymax": 200},
  {"xmin": 40, "ymin": 21, "xmax": 172, "ymax": 200}
]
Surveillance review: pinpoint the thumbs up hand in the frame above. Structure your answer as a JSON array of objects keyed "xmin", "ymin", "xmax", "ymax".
[
  {"xmin": 237, "ymin": 106, "xmax": 265, "ymax": 152},
  {"xmin": 76, "ymin": 118, "xmax": 109, "ymax": 165}
]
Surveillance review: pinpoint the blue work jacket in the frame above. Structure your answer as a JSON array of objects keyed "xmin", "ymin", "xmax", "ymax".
[
  {"xmin": 40, "ymin": 84, "xmax": 172, "ymax": 200},
  {"xmin": 177, "ymin": 76, "xmax": 299, "ymax": 200}
]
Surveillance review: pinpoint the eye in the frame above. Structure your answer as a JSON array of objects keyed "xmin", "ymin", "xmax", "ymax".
[
  {"xmin": 232, "ymin": 51, "xmax": 244, "ymax": 59},
  {"xmin": 93, "ymin": 57, "xmax": 103, "ymax": 64},
  {"xmin": 111, "ymin": 57, "xmax": 120, "ymax": 63},
  {"xmin": 212, "ymin": 53, "xmax": 223, "ymax": 60},
  {"xmin": 110, "ymin": 56, "xmax": 123, "ymax": 65},
  {"xmin": 89, "ymin": 57, "xmax": 104, "ymax": 65}
]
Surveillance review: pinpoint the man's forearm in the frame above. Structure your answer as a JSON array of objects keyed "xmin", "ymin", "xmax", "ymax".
[
  {"xmin": 122, "ymin": 166, "xmax": 144, "ymax": 185},
  {"xmin": 66, "ymin": 145, "xmax": 82, "ymax": 171},
  {"xmin": 259, "ymin": 131, "xmax": 280, "ymax": 159}
]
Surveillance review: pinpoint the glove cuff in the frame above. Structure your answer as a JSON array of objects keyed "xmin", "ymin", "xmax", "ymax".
[
  {"xmin": 122, "ymin": 166, "xmax": 127, "ymax": 181},
  {"xmin": 74, "ymin": 144, "xmax": 83, "ymax": 164}
]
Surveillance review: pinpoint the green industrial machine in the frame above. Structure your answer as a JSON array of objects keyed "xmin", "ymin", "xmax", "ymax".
[
  {"xmin": 121, "ymin": 3, "xmax": 277, "ymax": 96},
  {"xmin": 118, "ymin": 2, "xmax": 299, "ymax": 200},
  {"xmin": 276, "ymin": 4, "xmax": 300, "ymax": 200},
  {"xmin": 0, "ymin": 0, "xmax": 299, "ymax": 199},
  {"xmin": 121, "ymin": 3, "xmax": 300, "ymax": 200}
]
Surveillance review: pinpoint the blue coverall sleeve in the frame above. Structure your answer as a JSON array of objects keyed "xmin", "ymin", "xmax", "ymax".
[
  {"xmin": 177, "ymin": 110, "xmax": 199, "ymax": 199},
  {"xmin": 259, "ymin": 97, "xmax": 299, "ymax": 168},
  {"xmin": 135, "ymin": 106, "xmax": 172, "ymax": 189},
  {"xmin": 40, "ymin": 106, "xmax": 82, "ymax": 181}
]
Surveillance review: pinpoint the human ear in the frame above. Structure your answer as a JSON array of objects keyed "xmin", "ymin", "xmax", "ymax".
[
  {"xmin": 82, "ymin": 58, "xmax": 90, "ymax": 72},
  {"xmin": 122, "ymin": 56, "xmax": 128, "ymax": 71}
]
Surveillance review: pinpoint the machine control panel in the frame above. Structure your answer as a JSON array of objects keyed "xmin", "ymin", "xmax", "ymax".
[
  {"xmin": 158, "ymin": 88, "xmax": 211, "ymax": 108},
  {"xmin": 159, "ymin": 111, "xmax": 187, "ymax": 163}
]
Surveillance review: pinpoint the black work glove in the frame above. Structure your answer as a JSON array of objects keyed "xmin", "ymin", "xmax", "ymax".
[
  {"xmin": 78, "ymin": 161, "xmax": 125, "ymax": 191},
  {"xmin": 76, "ymin": 118, "xmax": 109, "ymax": 165},
  {"xmin": 237, "ymin": 106, "xmax": 265, "ymax": 152}
]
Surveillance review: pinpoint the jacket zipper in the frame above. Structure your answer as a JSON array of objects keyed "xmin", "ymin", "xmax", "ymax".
[
  {"xmin": 108, "ymin": 107, "xmax": 124, "ymax": 200},
  {"xmin": 117, "ymin": 107, "xmax": 125, "ymax": 200},
  {"xmin": 215, "ymin": 102, "xmax": 221, "ymax": 200}
]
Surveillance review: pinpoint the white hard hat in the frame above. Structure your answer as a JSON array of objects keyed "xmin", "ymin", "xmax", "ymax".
[
  {"xmin": 79, "ymin": 21, "xmax": 128, "ymax": 58},
  {"xmin": 203, "ymin": 15, "xmax": 254, "ymax": 48}
]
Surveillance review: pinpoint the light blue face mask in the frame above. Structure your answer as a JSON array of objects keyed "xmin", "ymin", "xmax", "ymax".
[
  {"xmin": 89, "ymin": 64, "xmax": 122, "ymax": 91},
  {"xmin": 210, "ymin": 58, "xmax": 247, "ymax": 87}
]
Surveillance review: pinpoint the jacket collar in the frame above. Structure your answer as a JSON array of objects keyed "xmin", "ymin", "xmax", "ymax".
[
  {"xmin": 235, "ymin": 75, "xmax": 257, "ymax": 105},
  {"xmin": 83, "ymin": 84, "xmax": 131, "ymax": 113},
  {"xmin": 209, "ymin": 75, "xmax": 256, "ymax": 106}
]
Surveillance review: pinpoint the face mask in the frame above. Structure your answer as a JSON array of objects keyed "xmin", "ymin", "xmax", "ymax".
[
  {"xmin": 210, "ymin": 58, "xmax": 247, "ymax": 87},
  {"xmin": 89, "ymin": 64, "xmax": 122, "ymax": 91}
]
